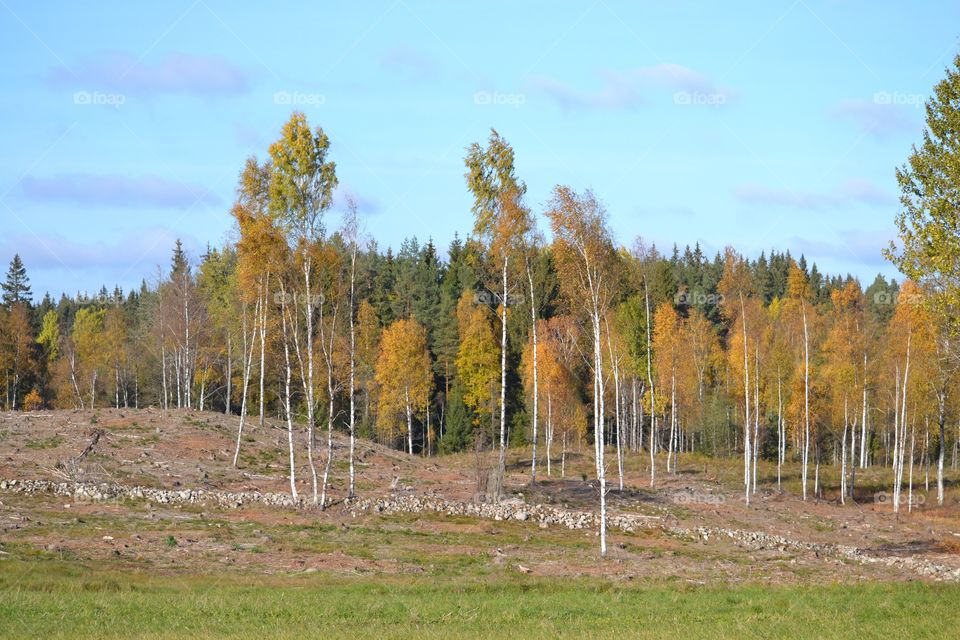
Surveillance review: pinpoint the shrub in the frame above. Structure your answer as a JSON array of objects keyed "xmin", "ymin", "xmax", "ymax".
[{"xmin": 23, "ymin": 389, "xmax": 43, "ymax": 411}]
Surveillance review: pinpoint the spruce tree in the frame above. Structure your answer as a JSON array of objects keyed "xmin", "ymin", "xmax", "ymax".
[{"xmin": 2, "ymin": 254, "xmax": 31, "ymax": 306}]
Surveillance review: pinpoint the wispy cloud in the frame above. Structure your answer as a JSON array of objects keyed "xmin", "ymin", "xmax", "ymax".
[
  {"xmin": 530, "ymin": 63, "xmax": 733, "ymax": 110},
  {"xmin": 529, "ymin": 73, "xmax": 640, "ymax": 109},
  {"xmin": 21, "ymin": 173, "xmax": 221, "ymax": 209},
  {"xmin": 234, "ymin": 122, "xmax": 264, "ymax": 149},
  {"xmin": 790, "ymin": 228, "xmax": 894, "ymax": 269},
  {"xmin": 334, "ymin": 185, "xmax": 382, "ymax": 215},
  {"xmin": 831, "ymin": 99, "xmax": 918, "ymax": 138},
  {"xmin": 0, "ymin": 227, "xmax": 201, "ymax": 271},
  {"xmin": 630, "ymin": 63, "xmax": 725, "ymax": 94},
  {"xmin": 47, "ymin": 51, "xmax": 250, "ymax": 96},
  {"xmin": 380, "ymin": 45, "xmax": 439, "ymax": 81},
  {"xmin": 635, "ymin": 204, "xmax": 696, "ymax": 218},
  {"xmin": 734, "ymin": 178, "xmax": 895, "ymax": 210}
]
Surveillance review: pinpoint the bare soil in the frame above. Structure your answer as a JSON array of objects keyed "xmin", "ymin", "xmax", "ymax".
[{"xmin": 2, "ymin": 408, "xmax": 959, "ymax": 585}]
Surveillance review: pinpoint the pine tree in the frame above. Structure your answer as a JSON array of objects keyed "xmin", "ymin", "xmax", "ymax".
[
  {"xmin": 2, "ymin": 254, "xmax": 32, "ymax": 306},
  {"xmin": 438, "ymin": 380, "xmax": 471, "ymax": 453},
  {"xmin": 170, "ymin": 240, "xmax": 189, "ymax": 278}
]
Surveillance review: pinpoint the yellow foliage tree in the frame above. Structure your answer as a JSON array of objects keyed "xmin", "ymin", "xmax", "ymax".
[
  {"xmin": 72, "ymin": 308, "xmax": 107, "ymax": 409},
  {"xmin": 455, "ymin": 292, "xmax": 499, "ymax": 428},
  {"xmin": 375, "ymin": 318, "xmax": 432, "ymax": 454},
  {"xmin": 653, "ymin": 301, "xmax": 682, "ymax": 473}
]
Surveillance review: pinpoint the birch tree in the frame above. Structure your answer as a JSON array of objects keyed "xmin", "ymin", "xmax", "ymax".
[
  {"xmin": 653, "ymin": 302, "xmax": 682, "ymax": 474},
  {"xmin": 0, "ymin": 302, "xmax": 34, "ymax": 410},
  {"xmin": 71, "ymin": 308, "xmax": 106, "ymax": 408},
  {"xmin": 343, "ymin": 197, "xmax": 362, "ymax": 497},
  {"xmin": 886, "ymin": 54, "xmax": 960, "ymax": 506},
  {"xmin": 766, "ymin": 299, "xmax": 793, "ymax": 491},
  {"xmin": 464, "ymin": 130, "xmax": 532, "ymax": 499},
  {"xmin": 822, "ymin": 281, "xmax": 862, "ymax": 504},
  {"xmin": 455, "ymin": 290, "xmax": 500, "ymax": 472},
  {"xmin": 547, "ymin": 185, "xmax": 619, "ymax": 557},
  {"xmin": 719, "ymin": 249, "xmax": 756, "ymax": 504},
  {"xmin": 232, "ymin": 197, "xmax": 284, "ymax": 467},
  {"xmin": 375, "ymin": 318, "xmax": 432, "ymax": 454},
  {"xmin": 315, "ymin": 241, "xmax": 344, "ymax": 507},
  {"xmin": 886, "ymin": 281, "xmax": 935, "ymax": 513},
  {"xmin": 268, "ymin": 112, "xmax": 338, "ymax": 506}
]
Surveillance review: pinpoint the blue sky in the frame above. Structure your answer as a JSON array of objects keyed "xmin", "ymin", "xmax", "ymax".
[{"xmin": 1, "ymin": 0, "xmax": 957, "ymax": 299}]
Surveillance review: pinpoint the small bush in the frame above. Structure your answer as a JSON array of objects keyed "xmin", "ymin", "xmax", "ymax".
[{"xmin": 23, "ymin": 389, "xmax": 43, "ymax": 411}]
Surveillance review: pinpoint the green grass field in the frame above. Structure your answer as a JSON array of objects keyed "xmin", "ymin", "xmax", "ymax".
[{"xmin": 2, "ymin": 561, "xmax": 958, "ymax": 639}]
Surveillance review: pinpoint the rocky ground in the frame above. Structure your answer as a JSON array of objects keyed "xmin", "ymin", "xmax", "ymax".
[{"xmin": 2, "ymin": 407, "xmax": 959, "ymax": 584}]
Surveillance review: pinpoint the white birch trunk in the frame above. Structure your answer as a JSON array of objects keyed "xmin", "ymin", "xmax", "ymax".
[
  {"xmin": 777, "ymin": 370, "xmax": 783, "ymax": 491},
  {"xmin": 752, "ymin": 344, "xmax": 759, "ymax": 493},
  {"xmin": 233, "ymin": 300, "xmax": 258, "ymax": 467},
  {"xmin": 319, "ymin": 298, "xmax": 337, "ymax": 509},
  {"xmin": 528, "ymin": 265, "xmax": 539, "ymax": 483},
  {"xmin": 801, "ymin": 301, "xmax": 810, "ymax": 502},
  {"xmin": 496, "ymin": 257, "xmax": 509, "ymax": 499},
  {"xmin": 225, "ymin": 333, "xmax": 232, "ymax": 415},
  {"xmin": 406, "ymin": 387, "xmax": 414, "ymax": 456},
  {"xmin": 740, "ymin": 293, "xmax": 751, "ymax": 505},
  {"xmin": 593, "ymin": 308, "xmax": 607, "ymax": 556},
  {"xmin": 841, "ymin": 395, "xmax": 848, "ymax": 505},
  {"xmin": 348, "ymin": 242, "xmax": 358, "ymax": 497},
  {"xmin": 258, "ymin": 278, "xmax": 268, "ymax": 429},
  {"xmin": 908, "ymin": 424, "xmax": 916, "ymax": 513},
  {"xmin": 860, "ymin": 351, "xmax": 868, "ymax": 469},
  {"xmin": 546, "ymin": 393, "xmax": 553, "ymax": 476},
  {"xmin": 645, "ymin": 282, "xmax": 656, "ymax": 488},
  {"xmin": 279, "ymin": 288, "xmax": 298, "ymax": 502}
]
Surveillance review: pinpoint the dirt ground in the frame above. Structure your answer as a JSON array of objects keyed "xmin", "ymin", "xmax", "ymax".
[{"xmin": 1, "ymin": 408, "xmax": 959, "ymax": 585}]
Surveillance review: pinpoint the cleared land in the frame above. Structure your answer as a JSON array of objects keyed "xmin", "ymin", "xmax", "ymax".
[{"xmin": 2, "ymin": 408, "xmax": 960, "ymax": 638}]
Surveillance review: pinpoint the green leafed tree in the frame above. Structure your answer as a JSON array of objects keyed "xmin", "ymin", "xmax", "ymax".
[
  {"xmin": 886, "ymin": 53, "xmax": 960, "ymax": 506},
  {"xmin": 887, "ymin": 53, "xmax": 960, "ymax": 332}
]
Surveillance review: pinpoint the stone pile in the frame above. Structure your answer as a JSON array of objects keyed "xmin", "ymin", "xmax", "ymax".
[
  {"xmin": 0, "ymin": 478, "xmax": 298, "ymax": 509},
  {"xmin": 3, "ymin": 477, "xmax": 957, "ymax": 581},
  {"xmin": 345, "ymin": 493, "xmax": 662, "ymax": 533}
]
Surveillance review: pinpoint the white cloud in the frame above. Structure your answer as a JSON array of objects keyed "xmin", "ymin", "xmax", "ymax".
[
  {"xmin": 735, "ymin": 179, "xmax": 895, "ymax": 210},
  {"xmin": 832, "ymin": 99, "xmax": 918, "ymax": 138},
  {"xmin": 47, "ymin": 51, "xmax": 250, "ymax": 96},
  {"xmin": 530, "ymin": 63, "xmax": 733, "ymax": 110},
  {"xmin": 380, "ymin": 45, "xmax": 439, "ymax": 81},
  {"xmin": 21, "ymin": 173, "xmax": 221, "ymax": 209}
]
